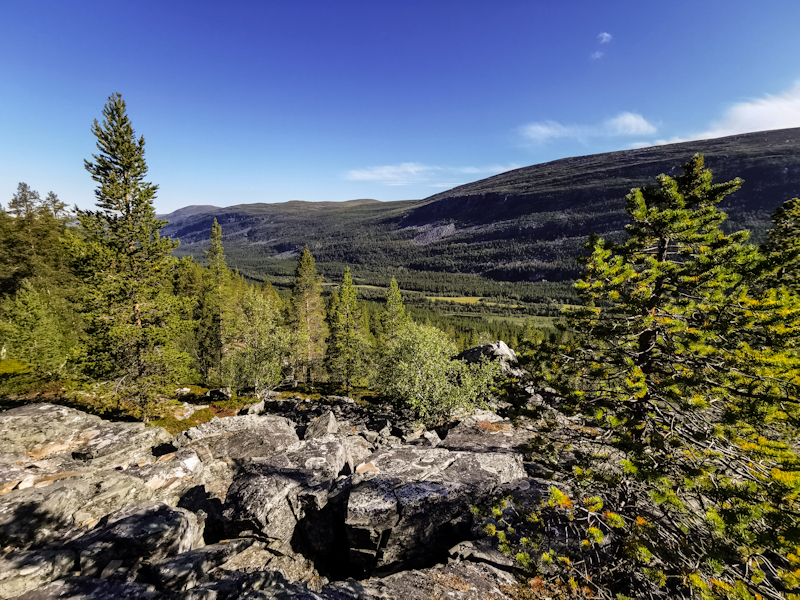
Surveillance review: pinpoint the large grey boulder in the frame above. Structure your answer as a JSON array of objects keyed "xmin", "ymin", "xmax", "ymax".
[
  {"xmin": 320, "ymin": 561, "xmax": 515, "ymax": 599},
  {"xmin": 438, "ymin": 416, "xmax": 529, "ymax": 454},
  {"xmin": 174, "ymin": 414, "xmax": 299, "ymax": 461},
  {"xmin": 68, "ymin": 501, "xmax": 204, "ymax": 580},
  {"xmin": 172, "ymin": 571, "xmax": 305, "ymax": 600},
  {"xmin": 0, "ymin": 471, "xmax": 154, "ymax": 550},
  {"xmin": 456, "ymin": 341, "xmax": 526, "ymax": 378},
  {"xmin": 0, "ymin": 549, "xmax": 76, "ymax": 599},
  {"xmin": 304, "ymin": 411, "xmax": 338, "ymax": 440},
  {"xmin": 125, "ymin": 449, "xmax": 206, "ymax": 505},
  {"xmin": 15, "ymin": 577, "xmax": 163, "ymax": 600},
  {"xmin": 0, "ymin": 403, "xmax": 169, "ymax": 463},
  {"xmin": 149, "ymin": 538, "xmax": 255, "ymax": 592},
  {"xmin": 0, "ymin": 404, "xmax": 172, "ymax": 488},
  {"xmin": 345, "ymin": 446, "xmax": 526, "ymax": 575},
  {"xmin": 223, "ymin": 434, "xmax": 349, "ymax": 542}
]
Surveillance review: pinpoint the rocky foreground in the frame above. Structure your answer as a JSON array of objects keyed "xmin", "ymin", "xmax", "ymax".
[{"xmin": 0, "ymin": 377, "xmax": 573, "ymax": 599}]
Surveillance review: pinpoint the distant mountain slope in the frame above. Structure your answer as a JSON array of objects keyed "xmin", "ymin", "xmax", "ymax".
[{"xmin": 163, "ymin": 128, "xmax": 800, "ymax": 289}]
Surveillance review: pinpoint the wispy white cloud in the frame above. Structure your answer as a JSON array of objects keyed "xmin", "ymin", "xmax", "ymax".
[
  {"xmin": 346, "ymin": 162, "xmax": 434, "ymax": 186},
  {"xmin": 605, "ymin": 112, "xmax": 657, "ymax": 136},
  {"xmin": 630, "ymin": 82, "xmax": 800, "ymax": 148},
  {"xmin": 598, "ymin": 32, "xmax": 612, "ymax": 44},
  {"xmin": 520, "ymin": 112, "xmax": 657, "ymax": 143},
  {"xmin": 346, "ymin": 163, "xmax": 522, "ymax": 187},
  {"xmin": 695, "ymin": 82, "xmax": 800, "ymax": 139},
  {"xmin": 590, "ymin": 51, "xmax": 603, "ymax": 60}
]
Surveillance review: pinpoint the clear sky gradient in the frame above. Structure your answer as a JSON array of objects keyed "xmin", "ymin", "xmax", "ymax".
[{"xmin": 2, "ymin": 1, "xmax": 800, "ymax": 214}]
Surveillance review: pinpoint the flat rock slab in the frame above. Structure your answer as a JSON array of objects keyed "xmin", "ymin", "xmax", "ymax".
[
  {"xmin": 68, "ymin": 501, "xmax": 204, "ymax": 579},
  {"xmin": 174, "ymin": 415, "xmax": 299, "ymax": 461},
  {"xmin": 346, "ymin": 446, "xmax": 525, "ymax": 574},
  {"xmin": 320, "ymin": 561, "xmax": 515, "ymax": 599},
  {"xmin": 438, "ymin": 418, "xmax": 530, "ymax": 454},
  {"xmin": 223, "ymin": 435, "xmax": 349, "ymax": 542},
  {"xmin": 15, "ymin": 576, "xmax": 163, "ymax": 600},
  {"xmin": 0, "ymin": 404, "xmax": 171, "ymax": 484},
  {"xmin": 0, "ymin": 472, "xmax": 154, "ymax": 550}
]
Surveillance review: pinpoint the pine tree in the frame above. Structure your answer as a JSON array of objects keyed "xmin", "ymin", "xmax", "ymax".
[
  {"xmin": 0, "ymin": 184, "xmax": 72, "ymax": 296},
  {"xmin": 73, "ymin": 93, "xmax": 193, "ymax": 419},
  {"xmin": 539, "ymin": 155, "xmax": 800, "ymax": 598},
  {"xmin": 327, "ymin": 267, "xmax": 367, "ymax": 391},
  {"xmin": 762, "ymin": 196, "xmax": 800, "ymax": 293},
  {"xmin": 196, "ymin": 218, "xmax": 228, "ymax": 382},
  {"xmin": 288, "ymin": 246, "xmax": 326, "ymax": 383},
  {"xmin": 0, "ymin": 281, "xmax": 66, "ymax": 373},
  {"xmin": 380, "ymin": 276, "xmax": 407, "ymax": 349}
]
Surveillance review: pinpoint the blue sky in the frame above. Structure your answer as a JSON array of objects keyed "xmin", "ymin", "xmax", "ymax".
[{"xmin": 2, "ymin": 1, "xmax": 800, "ymax": 214}]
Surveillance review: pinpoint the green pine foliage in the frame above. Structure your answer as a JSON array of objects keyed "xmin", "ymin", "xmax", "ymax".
[
  {"xmin": 288, "ymin": 246, "xmax": 327, "ymax": 382},
  {"xmin": 0, "ymin": 282, "xmax": 68, "ymax": 373},
  {"xmin": 380, "ymin": 276, "xmax": 408, "ymax": 348},
  {"xmin": 327, "ymin": 267, "xmax": 369, "ymax": 391},
  {"xmin": 536, "ymin": 154, "xmax": 800, "ymax": 599},
  {"xmin": 195, "ymin": 218, "xmax": 229, "ymax": 382},
  {"xmin": 70, "ymin": 93, "xmax": 194, "ymax": 419},
  {"xmin": 762, "ymin": 196, "xmax": 800, "ymax": 294}
]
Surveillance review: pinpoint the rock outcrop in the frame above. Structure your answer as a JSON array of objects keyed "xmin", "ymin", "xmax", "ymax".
[{"xmin": 0, "ymin": 397, "xmax": 554, "ymax": 598}]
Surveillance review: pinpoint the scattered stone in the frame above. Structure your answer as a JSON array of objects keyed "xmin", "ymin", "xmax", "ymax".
[
  {"xmin": 149, "ymin": 538, "xmax": 255, "ymax": 592},
  {"xmin": 0, "ymin": 549, "xmax": 76, "ymax": 598},
  {"xmin": 304, "ymin": 411, "xmax": 338, "ymax": 440},
  {"xmin": 173, "ymin": 414, "xmax": 299, "ymax": 461}
]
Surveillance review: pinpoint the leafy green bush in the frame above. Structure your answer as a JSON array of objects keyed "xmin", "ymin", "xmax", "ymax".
[{"xmin": 380, "ymin": 322, "xmax": 500, "ymax": 425}]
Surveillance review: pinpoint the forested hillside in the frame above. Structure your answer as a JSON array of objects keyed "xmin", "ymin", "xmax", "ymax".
[{"xmin": 162, "ymin": 127, "xmax": 800, "ymax": 296}]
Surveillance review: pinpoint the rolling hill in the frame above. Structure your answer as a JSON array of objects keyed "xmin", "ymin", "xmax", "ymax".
[{"xmin": 162, "ymin": 127, "xmax": 800, "ymax": 299}]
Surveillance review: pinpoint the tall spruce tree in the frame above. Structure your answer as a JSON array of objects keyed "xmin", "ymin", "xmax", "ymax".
[
  {"xmin": 327, "ymin": 267, "xmax": 367, "ymax": 391},
  {"xmin": 196, "ymin": 218, "xmax": 228, "ymax": 381},
  {"xmin": 538, "ymin": 155, "xmax": 800, "ymax": 598},
  {"xmin": 380, "ymin": 276, "xmax": 407, "ymax": 348},
  {"xmin": 288, "ymin": 246, "xmax": 326, "ymax": 383},
  {"xmin": 762, "ymin": 196, "xmax": 800, "ymax": 294},
  {"xmin": 74, "ymin": 93, "xmax": 193, "ymax": 419}
]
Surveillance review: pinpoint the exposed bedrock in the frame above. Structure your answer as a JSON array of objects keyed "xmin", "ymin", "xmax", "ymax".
[
  {"xmin": 0, "ymin": 394, "xmax": 551, "ymax": 598},
  {"xmin": 345, "ymin": 446, "xmax": 526, "ymax": 576}
]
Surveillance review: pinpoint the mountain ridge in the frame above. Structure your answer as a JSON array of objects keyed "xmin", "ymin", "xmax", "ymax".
[{"xmin": 162, "ymin": 127, "xmax": 800, "ymax": 290}]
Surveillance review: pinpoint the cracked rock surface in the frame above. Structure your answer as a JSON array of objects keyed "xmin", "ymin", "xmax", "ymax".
[{"xmin": 0, "ymin": 397, "xmax": 551, "ymax": 599}]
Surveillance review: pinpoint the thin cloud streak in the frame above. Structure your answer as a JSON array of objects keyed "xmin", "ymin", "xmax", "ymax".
[
  {"xmin": 346, "ymin": 163, "xmax": 522, "ymax": 186},
  {"xmin": 520, "ymin": 112, "xmax": 657, "ymax": 143},
  {"xmin": 598, "ymin": 32, "xmax": 612, "ymax": 43}
]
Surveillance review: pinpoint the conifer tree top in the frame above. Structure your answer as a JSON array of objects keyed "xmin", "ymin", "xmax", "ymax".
[{"xmin": 84, "ymin": 92, "xmax": 158, "ymax": 217}]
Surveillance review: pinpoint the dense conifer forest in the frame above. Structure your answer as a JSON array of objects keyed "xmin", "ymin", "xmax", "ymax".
[{"xmin": 3, "ymin": 94, "xmax": 800, "ymax": 598}]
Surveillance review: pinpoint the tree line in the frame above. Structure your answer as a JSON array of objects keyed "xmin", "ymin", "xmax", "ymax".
[{"xmin": 0, "ymin": 93, "xmax": 500, "ymax": 425}]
